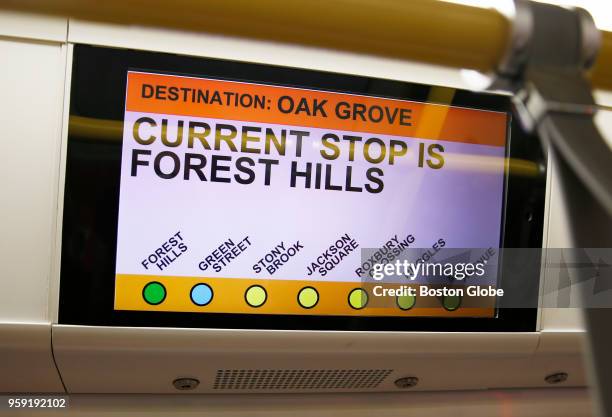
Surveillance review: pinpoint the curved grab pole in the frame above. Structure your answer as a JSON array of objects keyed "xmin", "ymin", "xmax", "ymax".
[{"xmin": 0, "ymin": 0, "xmax": 611, "ymax": 90}]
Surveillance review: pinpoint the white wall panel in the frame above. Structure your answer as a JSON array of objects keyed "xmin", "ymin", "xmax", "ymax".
[
  {"xmin": 0, "ymin": 11, "xmax": 66, "ymax": 42},
  {"xmin": 0, "ymin": 37, "xmax": 65, "ymax": 323}
]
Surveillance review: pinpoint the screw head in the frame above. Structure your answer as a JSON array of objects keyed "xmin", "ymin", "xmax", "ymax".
[
  {"xmin": 545, "ymin": 372, "xmax": 568, "ymax": 384},
  {"xmin": 173, "ymin": 377, "xmax": 200, "ymax": 390},
  {"xmin": 394, "ymin": 376, "xmax": 419, "ymax": 389}
]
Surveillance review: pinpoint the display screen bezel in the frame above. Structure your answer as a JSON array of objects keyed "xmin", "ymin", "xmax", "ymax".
[{"xmin": 58, "ymin": 44, "xmax": 544, "ymax": 332}]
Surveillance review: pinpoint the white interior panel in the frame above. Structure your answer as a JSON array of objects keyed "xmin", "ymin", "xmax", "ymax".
[
  {"xmin": 0, "ymin": 389, "xmax": 593, "ymax": 417},
  {"xmin": 51, "ymin": 325, "xmax": 588, "ymax": 394},
  {"xmin": 0, "ymin": 36, "xmax": 65, "ymax": 323},
  {"xmin": 0, "ymin": 27, "xmax": 67, "ymax": 394},
  {"xmin": 0, "ymin": 11, "xmax": 66, "ymax": 43},
  {"xmin": 0, "ymin": 323, "xmax": 64, "ymax": 392}
]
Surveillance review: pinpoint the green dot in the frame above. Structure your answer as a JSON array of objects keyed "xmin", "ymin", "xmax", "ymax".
[
  {"xmin": 348, "ymin": 288, "xmax": 368, "ymax": 310},
  {"xmin": 443, "ymin": 295, "xmax": 461, "ymax": 311},
  {"xmin": 298, "ymin": 287, "xmax": 319, "ymax": 309},
  {"xmin": 143, "ymin": 281, "xmax": 166, "ymax": 305},
  {"xmin": 245, "ymin": 285, "xmax": 267, "ymax": 307},
  {"xmin": 397, "ymin": 294, "xmax": 416, "ymax": 310}
]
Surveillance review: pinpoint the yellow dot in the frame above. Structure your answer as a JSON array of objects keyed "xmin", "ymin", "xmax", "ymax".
[
  {"xmin": 348, "ymin": 288, "xmax": 368, "ymax": 310},
  {"xmin": 443, "ymin": 295, "xmax": 461, "ymax": 311},
  {"xmin": 245, "ymin": 285, "xmax": 267, "ymax": 308},
  {"xmin": 298, "ymin": 287, "xmax": 319, "ymax": 309},
  {"xmin": 397, "ymin": 294, "xmax": 416, "ymax": 310}
]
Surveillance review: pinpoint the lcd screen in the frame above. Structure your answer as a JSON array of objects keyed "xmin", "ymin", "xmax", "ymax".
[{"xmin": 113, "ymin": 71, "xmax": 508, "ymax": 318}]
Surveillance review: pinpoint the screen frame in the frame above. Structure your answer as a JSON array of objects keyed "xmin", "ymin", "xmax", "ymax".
[{"xmin": 58, "ymin": 44, "xmax": 545, "ymax": 332}]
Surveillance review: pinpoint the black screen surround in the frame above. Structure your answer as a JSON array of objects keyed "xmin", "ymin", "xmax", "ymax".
[{"xmin": 58, "ymin": 45, "xmax": 546, "ymax": 332}]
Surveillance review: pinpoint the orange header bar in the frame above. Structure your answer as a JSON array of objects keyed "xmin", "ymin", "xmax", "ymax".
[{"xmin": 126, "ymin": 72, "xmax": 507, "ymax": 147}]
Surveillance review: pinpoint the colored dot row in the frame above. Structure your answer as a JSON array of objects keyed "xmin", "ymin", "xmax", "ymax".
[{"xmin": 142, "ymin": 282, "xmax": 462, "ymax": 311}]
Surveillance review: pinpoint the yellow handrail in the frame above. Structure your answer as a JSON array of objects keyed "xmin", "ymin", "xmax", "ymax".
[{"xmin": 1, "ymin": 0, "xmax": 611, "ymax": 89}]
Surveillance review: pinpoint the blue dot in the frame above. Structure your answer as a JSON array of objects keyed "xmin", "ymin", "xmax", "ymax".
[{"xmin": 190, "ymin": 283, "xmax": 213, "ymax": 306}]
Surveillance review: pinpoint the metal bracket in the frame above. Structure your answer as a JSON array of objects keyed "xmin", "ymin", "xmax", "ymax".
[
  {"xmin": 492, "ymin": 2, "xmax": 612, "ymax": 417},
  {"xmin": 493, "ymin": 1, "xmax": 601, "ymax": 129},
  {"xmin": 491, "ymin": 1, "xmax": 612, "ymax": 217}
]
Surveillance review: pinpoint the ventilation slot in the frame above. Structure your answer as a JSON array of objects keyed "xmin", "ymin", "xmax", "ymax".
[{"xmin": 213, "ymin": 369, "xmax": 393, "ymax": 390}]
